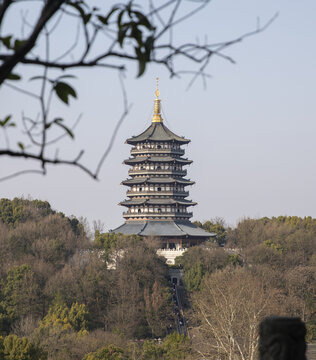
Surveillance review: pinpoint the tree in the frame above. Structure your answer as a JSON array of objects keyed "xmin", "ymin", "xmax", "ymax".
[
  {"xmin": 141, "ymin": 333, "xmax": 190, "ymax": 360},
  {"xmin": 103, "ymin": 239, "xmax": 171, "ymax": 338},
  {"xmin": 0, "ymin": 0, "xmax": 276, "ymax": 181},
  {"xmin": 174, "ymin": 244, "xmax": 229, "ymax": 291},
  {"xmin": 0, "ymin": 198, "xmax": 54, "ymax": 226},
  {"xmin": 1, "ymin": 265, "xmax": 42, "ymax": 328},
  {"xmin": 193, "ymin": 267, "xmax": 280, "ymax": 360},
  {"xmin": 82, "ymin": 344, "xmax": 125, "ymax": 360},
  {"xmin": 194, "ymin": 218, "xmax": 227, "ymax": 246},
  {"xmin": 284, "ymin": 266, "xmax": 316, "ymax": 322},
  {"xmin": 0, "ymin": 334, "xmax": 46, "ymax": 360},
  {"xmin": 39, "ymin": 300, "xmax": 89, "ymax": 333}
]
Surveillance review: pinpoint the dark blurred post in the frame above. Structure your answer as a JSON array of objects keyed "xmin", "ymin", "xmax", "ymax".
[{"xmin": 259, "ymin": 317, "xmax": 306, "ymax": 360}]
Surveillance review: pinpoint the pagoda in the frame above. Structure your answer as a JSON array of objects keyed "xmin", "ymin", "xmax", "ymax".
[{"xmin": 113, "ymin": 79, "xmax": 212, "ymax": 249}]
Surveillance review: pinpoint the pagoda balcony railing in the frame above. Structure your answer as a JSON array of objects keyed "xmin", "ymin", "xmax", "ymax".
[
  {"xmin": 126, "ymin": 190, "xmax": 189, "ymax": 197},
  {"xmin": 128, "ymin": 169, "xmax": 187, "ymax": 176},
  {"xmin": 123, "ymin": 212, "xmax": 193, "ymax": 219},
  {"xmin": 130, "ymin": 148, "xmax": 185, "ymax": 156}
]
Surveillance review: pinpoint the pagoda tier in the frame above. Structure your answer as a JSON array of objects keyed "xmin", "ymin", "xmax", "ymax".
[
  {"xmin": 119, "ymin": 84, "xmax": 198, "ymax": 222},
  {"xmin": 126, "ymin": 121, "xmax": 190, "ymax": 144},
  {"xmin": 123, "ymin": 156, "xmax": 192, "ymax": 165},
  {"xmin": 120, "ymin": 199, "xmax": 196, "ymax": 206}
]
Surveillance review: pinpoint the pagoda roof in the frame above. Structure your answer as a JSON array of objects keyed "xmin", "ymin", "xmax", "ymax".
[
  {"xmin": 120, "ymin": 198, "xmax": 196, "ymax": 207},
  {"xmin": 123, "ymin": 156, "xmax": 192, "ymax": 165},
  {"xmin": 112, "ymin": 220, "xmax": 215, "ymax": 238},
  {"xmin": 121, "ymin": 177, "xmax": 195, "ymax": 186},
  {"xmin": 126, "ymin": 122, "xmax": 190, "ymax": 144}
]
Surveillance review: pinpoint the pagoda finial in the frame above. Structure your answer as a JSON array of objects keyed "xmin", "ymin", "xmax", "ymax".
[{"xmin": 152, "ymin": 77, "xmax": 163, "ymax": 123}]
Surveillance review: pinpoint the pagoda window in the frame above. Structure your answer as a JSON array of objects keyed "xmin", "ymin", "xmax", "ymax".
[
  {"xmin": 145, "ymin": 186, "xmax": 149, "ymax": 191},
  {"xmin": 138, "ymin": 209, "xmax": 141, "ymax": 213},
  {"xmin": 158, "ymin": 187, "xmax": 161, "ymax": 192},
  {"xmin": 139, "ymin": 187, "xmax": 142, "ymax": 191},
  {"xmin": 149, "ymin": 207, "xmax": 153, "ymax": 213},
  {"xmin": 150, "ymin": 165, "xmax": 154, "ymax": 170},
  {"xmin": 157, "ymin": 165, "xmax": 161, "ymax": 170},
  {"xmin": 141, "ymin": 166, "xmax": 145, "ymax": 170},
  {"xmin": 167, "ymin": 206, "xmax": 171, "ymax": 212},
  {"xmin": 150, "ymin": 186, "xmax": 154, "ymax": 191},
  {"xmin": 166, "ymin": 186, "xmax": 170, "ymax": 191},
  {"xmin": 157, "ymin": 144, "xmax": 161, "ymax": 149},
  {"xmin": 158, "ymin": 208, "xmax": 161, "ymax": 213}
]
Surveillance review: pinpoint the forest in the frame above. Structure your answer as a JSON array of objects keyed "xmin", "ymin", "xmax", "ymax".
[{"xmin": 0, "ymin": 198, "xmax": 315, "ymax": 359}]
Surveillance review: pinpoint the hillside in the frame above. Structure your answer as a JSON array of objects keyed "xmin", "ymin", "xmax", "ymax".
[{"xmin": 0, "ymin": 199, "xmax": 315, "ymax": 359}]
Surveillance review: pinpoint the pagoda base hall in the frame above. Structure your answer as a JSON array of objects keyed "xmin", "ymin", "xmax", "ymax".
[
  {"xmin": 113, "ymin": 220, "xmax": 212, "ymax": 250},
  {"xmin": 112, "ymin": 79, "xmax": 214, "ymax": 253}
]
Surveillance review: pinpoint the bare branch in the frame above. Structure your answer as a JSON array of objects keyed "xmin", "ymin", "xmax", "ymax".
[
  {"xmin": 0, "ymin": 0, "xmax": 65, "ymax": 84},
  {"xmin": 0, "ymin": 54, "xmax": 126, "ymax": 71},
  {"xmin": 0, "ymin": 149, "xmax": 97, "ymax": 179}
]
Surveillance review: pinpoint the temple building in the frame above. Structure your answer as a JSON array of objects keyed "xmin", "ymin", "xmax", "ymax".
[{"xmin": 113, "ymin": 79, "xmax": 213, "ymax": 251}]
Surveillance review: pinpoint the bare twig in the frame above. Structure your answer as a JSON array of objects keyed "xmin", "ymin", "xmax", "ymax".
[
  {"xmin": 0, "ymin": 168, "xmax": 46, "ymax": 182},
  {"xmin": 4, "ymin": 82, "xmax": 40, "ymax": 99},
  {"xmin": 45, "ymin": 113, "xmax": 82, "ymax": 146},
  {"xmin": 94, "ymin": 72, "xmax": 131, "ymax": 178}
]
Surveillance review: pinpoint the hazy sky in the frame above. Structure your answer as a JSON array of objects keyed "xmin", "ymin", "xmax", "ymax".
[{"xmin": 1, "ymin": 0, "xmax": 316, "ymax": 230}]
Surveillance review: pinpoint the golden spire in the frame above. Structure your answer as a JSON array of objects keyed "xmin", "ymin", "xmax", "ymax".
[{"xmin": 152, "ymin": 77, "xmax": 163, "ymax": 123}]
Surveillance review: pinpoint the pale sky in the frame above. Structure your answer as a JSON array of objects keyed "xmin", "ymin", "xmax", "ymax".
[{"xmin": 1, "ymin": 0, "xmax": 316, "ymax": 230}]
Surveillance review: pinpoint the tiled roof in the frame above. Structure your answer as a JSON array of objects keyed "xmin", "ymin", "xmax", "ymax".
[
  {"xmin": 112, "ymin": 220, "xmax": 214, "ymax": 238},
  {"xmin": 126, "ymin": 122, "xmax": 190, "ymax": 144},
  {"xmin": 122, "ymin": 177, "xmax": 195, "ymax": 186}
]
